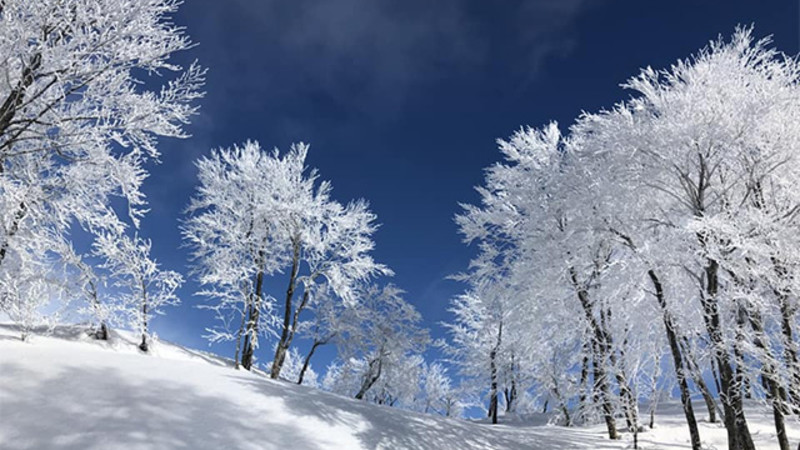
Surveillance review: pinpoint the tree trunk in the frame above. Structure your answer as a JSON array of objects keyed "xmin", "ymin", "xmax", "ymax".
[
  {"xmin": 488, "ymin": 322, "xmax": 502, "ymax": 424},
  {"xmin": 95, "ymin": 322, "xmax": 109, "ymax": 341},
  {"xmin": 139, "ymin": 279, "xmax": 149, "ymax": 352},
  {"xmin": 233, "ymin": 304, "xmax": 247, "ymax": 369},
  {"xmin": 577, "ymin": 347, "xmax": 590, "ymax": 422},
  {"xmin": 694, "ymin": 370, "xmax": 719, "ymax": 423},
  {"xmin": 298, "ymin": 340, "xmax": 323, "ymax": 385},
  {"xmin": 749, "ymin": 310, "xmax": 790, "ymax": 450},
  {"xmin": 681, "ymin": 336, "xmax": 719, "ymax": 423},
  {"xmin": 711, "ymin": 357, "xmax": 723, "ymax": 397},
  {"xmin": 603, "ymin": 312, "xmax": 637, "ymax": 432},
  {"xmin": 87, "ymin": 281, "xmax": 109, "ymax": 341},
  {"xmin": 0, "ymin": 53, "xmax": 41, "ymax": 267},
  {"xmin": 551, "ymin": 380, "xmax": 572, "ymax": 426},
  {"xmin": 505, "ymin": 355, "xmax": 517, "ymax": 413},
  {"xmin": 0, "ymin": 201, "xmax": 26, "ymax": 268},
  {"xmin": 355, "ymin": 355, "xmax": 383, "ymax": 400},
  {"xmin": 0, "ymin": 52, "xmax": 42, "ymax": 140},
  {"xmin": 763, "ymin": 371, "xmax": 791, "ymax": 450},
  {"xmin": 559, "ymin": 400, "xmax": 571, "ymax": 427},
  {"xmin": 733, "ymin": 303, "xmax": 751, "ymax": 400},
  {"xmin": 570, "ymin": 267, "xmax": 618, "ymax": 440},
  {"xmin": 701, "ymin": 257, "xmax": 755, "ymax": 450},
  {"xmin": 591, "ymin": 340, "xmax": 618, "ymax": 440},
  {"xmin": 648, "ymin": 269, "xmax": 702, "ymax": 450},
  {"xmin": 271, "ymin": 238, "xmax": 301, "ymax": 379},
  {"xmin": 241, "ymin": 265, "xmax": 265, "ymax": 371},
  {"xmin": 775, "ymin": 286, "xmax": 800, "ymax": 412}
]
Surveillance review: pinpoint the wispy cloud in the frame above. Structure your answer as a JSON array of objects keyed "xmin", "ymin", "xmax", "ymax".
[
  {"xmin": 220, "ymin": 0, "xmax": 481, "ymax": 108},
  {"xmin": 513, "ymin": 0, "xmax": 597, "ymax": 77},
  {"xmin": 186, "ymin": 0, "xmax": 598, "ymax": 112}
]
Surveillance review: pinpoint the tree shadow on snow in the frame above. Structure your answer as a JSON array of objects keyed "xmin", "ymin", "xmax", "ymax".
[
  {"xmin": 0, "ymin": 362, "xmax": 321, "ymax": 450},
  {"xmin": 230, "ymin": 375, "xmax": 624, "ymax": 450}
]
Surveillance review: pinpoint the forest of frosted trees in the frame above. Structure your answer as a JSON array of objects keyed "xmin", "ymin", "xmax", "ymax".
[
  {"xmin": 0, "ymin": 2, "xmax": 799, "ymax": 450},
  {"xmin": 450, "ymin": 28, "xmax": 800, "ymax": 450}
]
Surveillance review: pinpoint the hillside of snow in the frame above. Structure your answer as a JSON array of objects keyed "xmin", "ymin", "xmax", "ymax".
[{"xmin": 0, "ymin": 324, "xmax": 796, "ymax": 450}]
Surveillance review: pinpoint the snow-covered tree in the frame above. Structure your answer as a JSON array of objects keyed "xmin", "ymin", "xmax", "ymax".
[
  {"xmin": 274, "ymin": 345, "xmax": 319, "ymax": 387},
  {"xmin": 443, "ymin": 283, "xmax": 514, "ymax": 425},
  {"xmin": 418, "ymin": 362, "xmax": 464, "ymax": 417},
  {"xmin": 574, "ymin": 27, "xmax": 800, "ymax": 450},
  {"xmin": 0, "ymin": 0, "xmax": 203, "ymax": 333},
  {"xmin": 269, "ymin": 181, "xmax": 391, "ymax": 380},
  {"xmin": 184, "ymin": 141, "xmax": 390, "ymax": 372},
  {"xmin": 0, "ymin": 255, "xmax": 63, "ymax": 341},
  {"xmin": 449, "ymin": 26, "xmax": 800, "ymax": 450},
  {"xmin": 63, "ymin": 245, "xmax": 113, "ymax": 340},
  {"xmin": 329, "ymin": 284, "xmax": 429, "ymax": 402},
  {"xmin": 184, "ymin": 141, "xmax": 295, "ymax": 369},
  {"xmin": 94, "ymin": 233, "xmax": 182, "ymax": 352},
  {"xmin": 295, "ymin": 285, "xmax": 362, "ymax": 385}
]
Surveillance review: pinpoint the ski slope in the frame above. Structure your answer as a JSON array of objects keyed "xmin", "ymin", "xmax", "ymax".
[{"xmin": 0, "ymin": 324, "xmax": 796, "ymax": 450}]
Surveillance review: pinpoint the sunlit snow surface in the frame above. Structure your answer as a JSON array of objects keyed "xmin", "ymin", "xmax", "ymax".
[{"xmin": 1, "ymin": 324, "xmax": 797, "ymax": 450}]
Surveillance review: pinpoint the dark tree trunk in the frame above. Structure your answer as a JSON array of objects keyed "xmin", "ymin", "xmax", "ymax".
[
  {"xmin": 89, "ymin": 282, "xmax": 109, "ymax": 341},
  {"xmin": 711, "ymin": 357, "xmax": 723, "ymax": 397},
  {"xmin": 681, "ymin": 336, "xmax": 718, "ymax": 423},
  {"xmin": 271, "ymin": 238, "xmax": 301, "ymax": 379},
  {"xmin": 241, "ymin": 265, "xmax": 265, "ymax": 371},
  {"xmin": 733, "ymin": 303, "xmax": 751, "ymax": 400},
  {"xmin": 233, "ymin": 305, "xmax": 247, "ymax": 369},
  {"xmin": 0, "ymin": 54, "xmax": 41, "ymax": 268},
  {"xmin": 559, "ymin": 400, "xmax": 571, "ymax": 427},
  {"xmin": 0, "ymin": 201, "xmax": 26, "ymax": 268},
  {"xmin": 355, "ymin": 355, "xmax": 383, "ymax": 400},
  {"xmin": 298, "ymin": 340, "xmax": 323, "ymax": 385},
  {"xmin": 272, "ymin": 288, "xmax": 311, "ymax": 379},
  {"xmin": 603, "ymin": 311, "xmax": 637, "ymax": 432},
  {"xmin": 693, "ymin": 369, "xmax": 719, "ymax": 423},
  {"xmin": 551, "ymin": 381, "xmax": 572, "ymax": 426},
  {"xmin": 591, "ymin": 340, "xmax": 618, "ymax": 440},
  {"xmin": 488, "ymin": 322, "xmax": 502, "ymax": 424},
  {"xmin": 95, "ymin": 322, "xmax": 109, "ymax": 341},
  {"xmin": 763, "ymin": 371, "xmax": 791, "ymax": 450},
  {"xmin": 648, "ymin": 269, "xmax": 702, "ymax": 450},
  {"xmin": 701, "ymin": 257, "xmax": 755, "ymax": 450},
  {"xmin": 139, "ymin": 280, "xmax": 149, "ymax": 352},
  {"xmin": 578, "ymin": 347, "xmax": 590, "ymax": 422},
  {"xmin": 775, "ymin": 286, "xmax": 800, "ymax": 412},
  {"xmin": 488, "ymin": 377, "xmax": 498, "ymax": 424},
  {"xmin": 748, "ymin": 310, "xmax": 791, "ymax": 450},
  {"xmin": 0, "ymin": 53, "xmax": 42, "ymax": 139},
  {"xmin": 570, "ymin": 267, "xmax": 618, "ymax": 440},
  {"xmin": 240, "ymin": 302, "xmax": 259, "ymax": 369},
  {"xmin": 505, "ymin": 354, "xmax": 517, "ymax": 413},
  {"xmin": 139, "ymin": 333, "xmax": 148, "ymax": 352}
]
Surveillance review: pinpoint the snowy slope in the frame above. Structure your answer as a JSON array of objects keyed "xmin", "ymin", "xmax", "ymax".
[{"xmin": 0, "ymin": 324, "xmax": 796, "ymax": 450}]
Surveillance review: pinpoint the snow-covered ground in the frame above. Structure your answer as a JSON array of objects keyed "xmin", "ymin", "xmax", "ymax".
[{"xmin": 1, "ymin": 324, "xmax": 797, "ymax": 450}]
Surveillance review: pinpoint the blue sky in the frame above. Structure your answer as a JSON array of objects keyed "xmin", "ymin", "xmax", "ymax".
[{"xmin": 137, "ymin": 0, "xmax": 798, "ymax": 370}]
